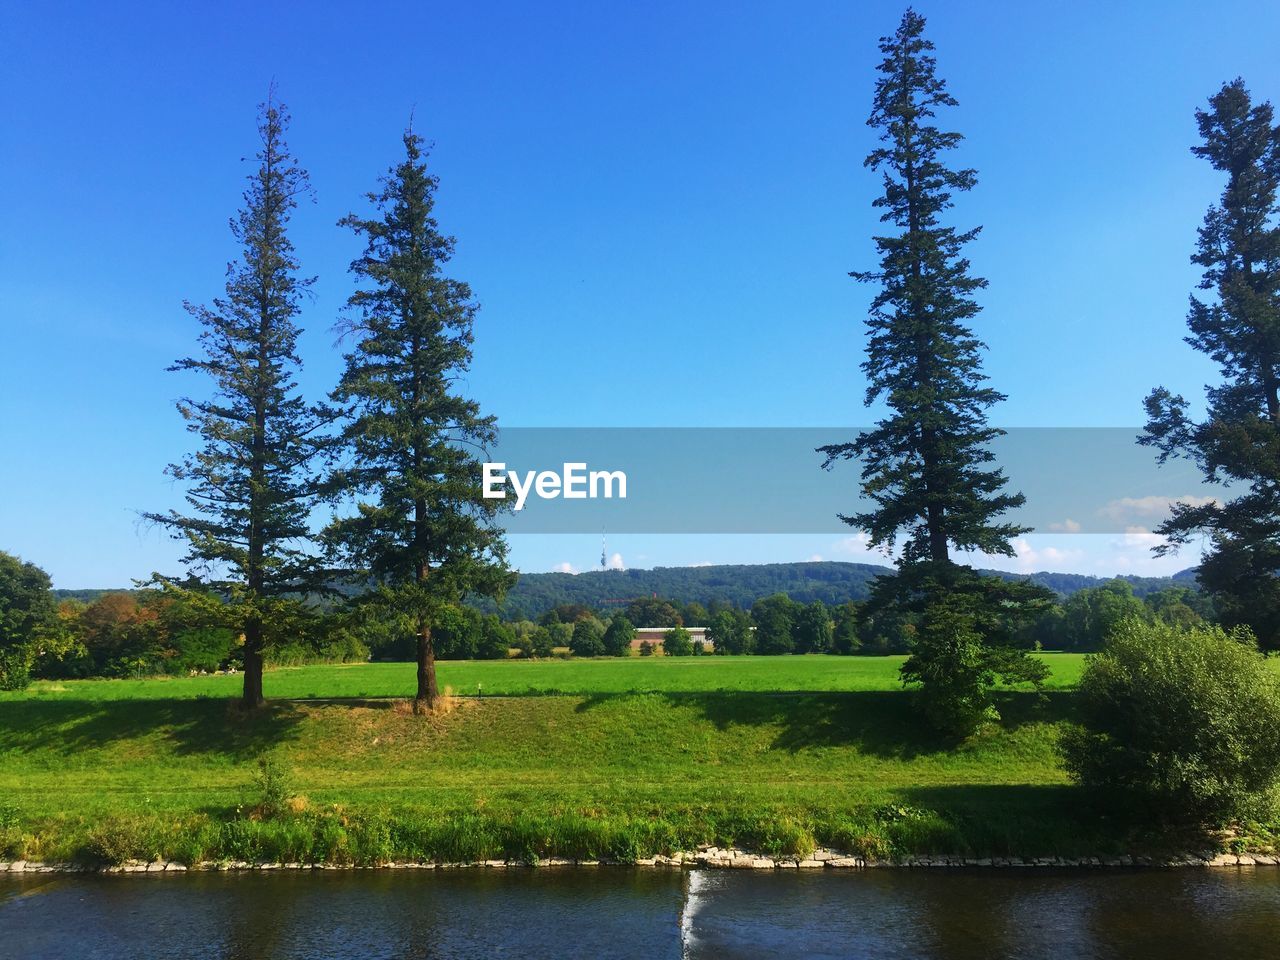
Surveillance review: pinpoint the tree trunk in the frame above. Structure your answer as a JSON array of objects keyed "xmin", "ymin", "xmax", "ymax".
[
  {"xmin": 414, "ymin": 623, "xmax": 439, "ymax": 714},
  {"xmin": 242, "ymin": 616, "xmax": 265, "ymax": 708}
]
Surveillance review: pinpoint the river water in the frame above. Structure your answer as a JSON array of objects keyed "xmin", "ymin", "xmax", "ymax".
[{"xmin": 3, "ymin": 867, "xmax": 1279, "ymax": 959}]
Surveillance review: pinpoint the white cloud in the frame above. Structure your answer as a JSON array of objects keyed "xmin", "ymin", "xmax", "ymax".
[
  {"xmin": 1099, "ymin": 495, "xmax": 1217, "ymax": 525},
  {"xmin": 807, "ymin": 554, "xmax": 824, "ymax": 562},
  {"xmin": 1048, "ymin": 518, "xmax": 1082, "ymax": 533},
  {"xmin": 832, "ymin": 532, "xmax": 890, "ymax": 559},
  {"xmin": 607, "ymin": 552, "xmax": 625, "ymax": 570},
  {"xmin": 1005, "ymin": 537, "xmax": 1087, "ymax": 572},
  {"xmin": 552, "ymin": 562, "xmax": 578, "ymax": 575}
]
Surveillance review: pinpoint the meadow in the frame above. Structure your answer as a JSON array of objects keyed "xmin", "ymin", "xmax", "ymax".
[
  {"xmin": 0, "ymin": 655, "xmax": 1243, "ymax": 866},
  {"xmin": 4, "ymin": 653, "xmax": 1090, "ymax": 702}
]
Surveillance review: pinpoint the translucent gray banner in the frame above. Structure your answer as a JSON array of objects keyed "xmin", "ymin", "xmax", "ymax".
[{"xmin": 481, "ymin": 428, "xmax": 1213, "ymax": 534}]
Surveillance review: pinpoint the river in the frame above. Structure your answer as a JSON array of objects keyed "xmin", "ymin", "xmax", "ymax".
[{"xmin": 3, "ymin": 867, "xmax": 1279, "ymax": 959}]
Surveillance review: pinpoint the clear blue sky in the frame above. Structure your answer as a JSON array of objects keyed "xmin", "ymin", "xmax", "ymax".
[{"xmin": 3, "ymin": 0, "xmax": 1276, "ymax": 587}]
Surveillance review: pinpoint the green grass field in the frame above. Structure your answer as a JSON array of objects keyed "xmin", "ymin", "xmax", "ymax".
[
  {"xmin": 4, "ymin": 653, "xmax": 1090, "ymax": 702},
  {"xmin": 0, "ymin": 655, "xmax": 1241, "ymax": 865}
]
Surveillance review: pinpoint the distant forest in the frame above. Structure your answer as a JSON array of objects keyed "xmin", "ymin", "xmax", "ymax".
[
  {"xmin": 56, "ymin": 561, "xmax": 1198, "ymax": 623},
  {"xmin": 468, "ymin": 562, "xmax": 1198, "ymax": 622}
]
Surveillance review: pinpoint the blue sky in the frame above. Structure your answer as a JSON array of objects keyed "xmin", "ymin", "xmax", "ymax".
[{"xmin": 3, "ymin": 0, "xmax": 1276, "ymax": 587}]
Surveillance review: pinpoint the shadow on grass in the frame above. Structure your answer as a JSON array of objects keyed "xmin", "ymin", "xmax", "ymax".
[
  {"xmin": 574, "ymin": 689, "xmax": 1077, "ymax": 759},
  {"xmin": 0, "ymin": 697, "xmax": 308, "ymax": 759},
  {"xmin": 885, "ymin": 783, "xmax": 1220, "ymax": 857}
]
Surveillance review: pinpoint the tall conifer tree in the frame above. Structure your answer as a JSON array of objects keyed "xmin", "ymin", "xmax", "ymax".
[
  {"xmin": 821, "ymin": 10, "xmax": 1046, "ymax": 734},
  {"xmin": 149, "ymin": 95, "xmax": 331, "ymax": 708},
  {"xmin": 325, "ymin": 129, "xmax": 511, "ymax": 712},
  {"xmin": 1143, "ymin": 79, "xmax": 1280, "ymax": 649}
]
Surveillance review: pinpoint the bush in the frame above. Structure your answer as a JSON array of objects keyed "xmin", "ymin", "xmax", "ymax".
[
  {"xmin": 477, "ymin": 615, "xmax": 514, "ymax": 660},
  {"xmin": 661, "ymin": 626, "xmax": 693, "ymax": 656},
  {"xmin": 602, "ymin": 615, "xmax": 636, "ymax": 657},
  {"xmin": 638, "ymin": 640, "xmax": 655, "ymax": 657},
  {"xmin": 752, "ymin": 593, "xmax": 795, "ymax": 654},
  {"xmin": 253, "ymin": 756, "xmax": 295, "ymax": 819},
  {"xmin": 569, "ymin": 618, "xmax": 606, "ymax": 657},
  {"xmin": 1060, "ymin": 618, "xmax": 1280, "ymax": 824},
  {"xmin": 529, "ymin": 625, "xmax": 555, "ymax": 658},
  {"xmin": 0, "ymin": 645, "xmax": 32, "ymax": 691}
]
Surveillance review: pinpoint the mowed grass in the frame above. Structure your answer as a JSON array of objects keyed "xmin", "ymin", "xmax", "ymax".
[
  {"xmin": 0, "ymin": 688, "xmax": 1089, "ymax": 862},
  {"xmin": 1, "ymin": 654, "xmax": 1245, "ymax": 863},
  {"xmin": 3, "ymin": 653, "xmax": 1090, "ymax": 703}
]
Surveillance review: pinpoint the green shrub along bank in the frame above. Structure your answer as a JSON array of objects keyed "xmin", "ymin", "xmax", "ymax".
[{"xmin": 1062, "ymin": 619, "xmax": 1280, "ymax": 823}]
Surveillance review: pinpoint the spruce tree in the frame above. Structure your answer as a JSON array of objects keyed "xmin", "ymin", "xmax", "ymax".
[
  {"xmin": 1143, "ymin": 79, "xmax": 1280, "ymax": 649},
  {"xmin": 149, "ymin": 95, "xmax": 331, "ymax": 708},
  {"xmin": 325, "ymin": 129, "xmax": 512, "ymax": 712},
  {"xmin": 820, "ymin": 10, "xmax": 1047, "ymax": 734}
]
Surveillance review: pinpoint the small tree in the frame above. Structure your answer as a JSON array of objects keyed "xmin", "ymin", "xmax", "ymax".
[
  {"xmin": 1056, "ymin": 580, "xmax": 1149, "ymax": 651},
  {"xmin": 546, "ymin": 621, "xmax": 574, "ymax": 653},
  {"xmin": 889, "ymin": 564, "xmax": 1050, "ymax": 736},
  {"xmin": 0, "ymin": 551, "xmax": 56, "ymax": 690},
  {"xmin": 1061, "ymin": 619, "xmax": 1280, "ymax": 823},
  {"xmin": 638, "ymin": 640, "xmax": 655, "ymax": 657},
  {"xmin": 832, "ymin": 602, "xmax": 860, "ymax": 655},
  {"xmin": 432, "ymin": 604, "xmax": 482, "ymax": 660},
  {"xmin": 661, "ymin": 626, "xmax": 694, "ymax": 657},
  {"xmin": 625, "ymin": 596, "xmax": 682, "ymax": 628},
  {"xmin": 478, "ymin": 615, "xmax": 514, "ymax": 660},
  {"xmin": 707, "ymin": 608, "xmax": 752, "ymax": 655},
  {"xmin": 602, "ymin": 615, "xmax": 636, "ymax": 656},
  {"xmin": 530, "ymin": 625, "xmax": 555, "ymax": 659},
  {"xmin": 794, "ymin": 600, "xmax": 834, "ymax": 654},
  {"xmin": 570, "ymin": 618, "xmax": 606, "ymax": 657},
  {"xmin": 752, "ymin": 594, "xmax": 795, "ymax": 655}
]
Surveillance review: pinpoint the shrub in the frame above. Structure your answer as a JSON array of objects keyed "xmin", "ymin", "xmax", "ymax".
[
  {"xmin": 661, "ymin": 626, "xmax": 693, "ymax": 656},
  {"xmin": 1060, "ymin": 618, "xmax": 1280, "ymax": 824},
  {"xmin": 0, "ymin": 645, "xmax": 32, "ymax": 691},
  {"xmin": 253, "ymin": 756, "xmax": 295, "ymax": 819},
  {"xmin": 477, "ymin": 615, "xmax": 515, "ymax": 660},
  {"xmin": 638, "ymin": 640, "xmax": 655, "ymax": 657},
  {"xmin": 569, "ymin": 618, "xmax": 606, "ymax": 657},
  {"xmin": 602, "ymin": 615, "xmax": 636, "ymax": 657}
]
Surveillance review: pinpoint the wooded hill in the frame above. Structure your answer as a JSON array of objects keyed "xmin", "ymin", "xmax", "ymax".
[
  {"xmin": 471, "ymin": 562, "xmax": 1197, "ymax": 622},
  {"xmin": 56, "ymin": 561, "xmax": 1197, "ymax": 623}
]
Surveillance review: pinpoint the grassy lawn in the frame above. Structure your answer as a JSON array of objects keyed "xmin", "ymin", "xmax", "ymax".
[
  {"xmin": 3, "ymin": 653, "xmax": 1090, "ymax": 702},
  {"xmin": 0, "ymin": 654, "xmax": 1240, "ymax": 865}
]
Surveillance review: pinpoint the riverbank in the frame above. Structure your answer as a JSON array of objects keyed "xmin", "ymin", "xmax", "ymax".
[
  {"xmin": 3, "ymin": 659, "xmax": 1277, "ymax": 867},
  {"xmin": 4, "ymin": 847, "xmax": 1278, "ymax": 873}
]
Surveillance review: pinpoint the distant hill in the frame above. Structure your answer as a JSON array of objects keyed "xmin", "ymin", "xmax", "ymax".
[
  {"xmin": 57, "ymin": 561, "xmax": 1198, "ymax": 622},
  {"xmin": 475, "ymin": 561, "xmax": 1199, "ymax": 622}
]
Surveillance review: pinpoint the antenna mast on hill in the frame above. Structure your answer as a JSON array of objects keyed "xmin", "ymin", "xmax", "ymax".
[{"xmin": 601, "ymin": 530, "xmax": 607, "ymax": 571}]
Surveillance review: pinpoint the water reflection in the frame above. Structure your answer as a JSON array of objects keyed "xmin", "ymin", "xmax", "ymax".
[{"xmin": 3, "ymin": 867, "xmax": 1279, "ymax": 960}]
